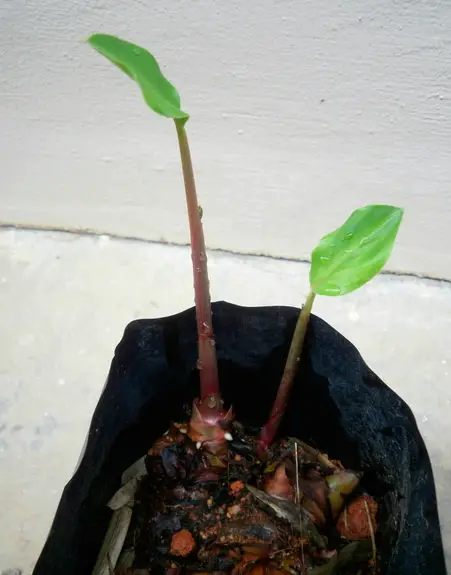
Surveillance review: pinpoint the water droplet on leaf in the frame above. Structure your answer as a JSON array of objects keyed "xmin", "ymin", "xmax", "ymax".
[{"xmin": 325, "ymin": 284, "xmax": 343, "ymax": 295}]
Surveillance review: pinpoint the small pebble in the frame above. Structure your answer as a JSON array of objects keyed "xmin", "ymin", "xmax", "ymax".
[
  {"xmin": 336, "ymin": 495, "xmax": 378, "ymax": 539},
  {"xmin": 170, "ymin": 529, "xmax": 196, "ymax": 557},
  {"xmin": 227, "ymin": 504, "xmax": 241, "ymax": 517},
  {"xmin": 229, "ymin": 480, "xmax": 245, "ymax": 496}
]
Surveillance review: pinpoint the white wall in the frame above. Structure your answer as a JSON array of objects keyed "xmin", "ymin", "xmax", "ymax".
[{"xmin": 2, "ymin": 0, "xmax": 451, "ymax": 278}]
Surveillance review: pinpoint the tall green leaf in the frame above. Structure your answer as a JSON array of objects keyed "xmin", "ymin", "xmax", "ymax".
[
  {"xmin": 310, "ymin": 205, "xmax": 404, "ymax": 296},
  {"xmin": 88, "ymin": 34, "xmax": 189, "ymax": 121}
]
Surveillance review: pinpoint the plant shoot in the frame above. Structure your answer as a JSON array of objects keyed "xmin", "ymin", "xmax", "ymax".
[
  {"xmin": 88, "ymin": 34, "xmax": 232, "ymax": 461},
  {"xmin": 257, "ymin": 205, "xmax": 404, "ymax": 455}
]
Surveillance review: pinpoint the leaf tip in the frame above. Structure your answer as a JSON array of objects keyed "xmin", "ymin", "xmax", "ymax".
[
  {"xmin": 387, "ymin": 204, "xmax": 405, "ymax": 229},
  {"xmin": 80, "ymin": 34, "xmax": 98, "ymax": 45},
  {"xmin": 85, "ymin": 33, "xmax": 98, "ymax": 45}
]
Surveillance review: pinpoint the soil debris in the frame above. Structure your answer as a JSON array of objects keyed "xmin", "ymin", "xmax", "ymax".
[
  {"xmin": 170, "ymin": 529, "xmax": 197, "ymax": 557},
  {"xmin": 113, "ymin": 421, "xmax": 377, "ymax": 575},
  {"xmin": 336, "ymin": 495, "xmax": 378, "ymax": 540}
]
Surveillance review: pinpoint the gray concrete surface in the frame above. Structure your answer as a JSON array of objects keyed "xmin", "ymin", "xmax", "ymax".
[{"xmin": 0, "ymin": 228, "xmax": 450, "ymax": 573}]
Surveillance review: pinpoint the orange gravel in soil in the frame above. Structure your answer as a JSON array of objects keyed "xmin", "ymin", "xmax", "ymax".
[
  {"xmin": 229, "ymin": 480, "xmax": 245, "ymax": 496},
  {"xmin": 336, "ymin": 495, "xmax": 378, "ymax": 540},
  {"xmin": 170, "ymin": 529, "xmax": 197, "ymax": 557}
]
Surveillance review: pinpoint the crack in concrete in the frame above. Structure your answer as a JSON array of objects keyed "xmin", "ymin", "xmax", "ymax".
[{"xmin": 1, "ymin": 222, "xmax": 450, "ymax": 286}]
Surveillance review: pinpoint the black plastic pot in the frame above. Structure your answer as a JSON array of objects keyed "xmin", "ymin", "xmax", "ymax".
[{"xmin": 32, "ymin": 302, "xmax": 446, "ymax": 575}]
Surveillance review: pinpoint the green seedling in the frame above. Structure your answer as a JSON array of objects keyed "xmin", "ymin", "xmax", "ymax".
[
  {"xmin": 88, "ymin": 34, "xmax": 232, "ymax": 461},
  {"xmin": 87, "ymin": 35, "xmax": 404, "ymax": 462},
  {"xmin": 256, "ymin": 205, "xmax": 403, "ymax": 456}
]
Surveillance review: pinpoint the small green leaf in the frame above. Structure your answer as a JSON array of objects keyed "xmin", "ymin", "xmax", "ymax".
[
  {"xmin": 310, "ymin": 205, "xmax": 403, "ymax": 296},
  {"xmin": 88, "ymin": 34, "xmax": 189, "ymax": 121}
]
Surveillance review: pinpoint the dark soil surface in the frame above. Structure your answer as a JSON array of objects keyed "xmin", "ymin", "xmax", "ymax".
[{"xmin": 121, "ymin": 419, "xmax": 377, "ymax": 575}]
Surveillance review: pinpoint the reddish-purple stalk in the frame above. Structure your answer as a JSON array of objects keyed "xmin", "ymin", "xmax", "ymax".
[
  {"xmin": 176, "ymin": 119, "xmax": 313, "ymax": 461},
  {"xmin": 175, "ymin": 121, "xmax": 219, "ymax": 400},
  {"xmin": 256, "ymin": 291, "xmax": 316, "ymax": 458},
  {"xmin": 175, "ymin": 121, "xmax": 232, "ymax": 458}
]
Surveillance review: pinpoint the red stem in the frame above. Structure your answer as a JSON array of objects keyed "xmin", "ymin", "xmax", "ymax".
[
  {"xmin": 175, "ymin": 121, "xmax": 220, "ymax": 401},
  {"xmin": 256, "ymin": 291, "xmax": 316, "ymax": 457}
]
